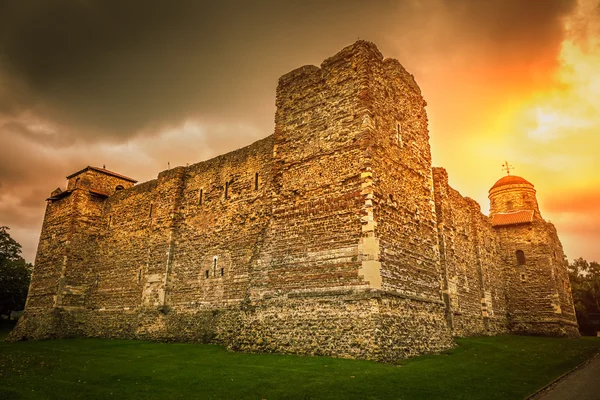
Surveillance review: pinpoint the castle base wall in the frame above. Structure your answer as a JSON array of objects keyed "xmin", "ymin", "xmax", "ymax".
[
  {"xmin": 451, "ymin": 315, "xmax": 508, "ymax": 337},
  {"xmin": 9, "ymin": 290, "xmax": 454, "ymax": 362},
  {"xmin": 510, "ymin": 320, "xmax": 580, "ymax": 338}
]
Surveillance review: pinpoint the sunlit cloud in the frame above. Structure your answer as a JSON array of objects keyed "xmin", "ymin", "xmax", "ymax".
[
  {"xmin": 527, "ymin": 107, "xmax": 592, "ymax": 142},
  {"xmin": 520, "ymin": 0, "xmax": 600, "ymax": 147}
]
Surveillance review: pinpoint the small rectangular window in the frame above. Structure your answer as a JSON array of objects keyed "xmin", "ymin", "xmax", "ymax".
[
  {"xmin": 516, "ymin": 250, "xmax": 526, "ymax": 265},
  {"xmin": 199, "ymin": 189, "xmax": 203, "ymax": 205},
  {"xmin": 254, "ymin": 173, "xmax": 259, "ymax": 190}
]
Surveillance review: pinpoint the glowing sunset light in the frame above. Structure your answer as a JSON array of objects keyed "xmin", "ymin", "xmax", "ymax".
[{"xmin": 498, "ymin": 0, "xmax": 600, "ymax": 261}]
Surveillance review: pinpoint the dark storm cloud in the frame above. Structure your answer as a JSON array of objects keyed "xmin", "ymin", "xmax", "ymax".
[
  {"xmin": 0, "ymin": 0, "xmax": 576, "ymax": 141},
  {"xmin": 0, "ymin": 0, "xmax": 581, "ymax": 261}
]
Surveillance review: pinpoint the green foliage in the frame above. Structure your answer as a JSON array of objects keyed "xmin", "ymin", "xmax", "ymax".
[
  {"xmin": 569, "ymin": 257, "xmax": 600, "ymax": 335},
  {"xmin": 0, "ymin": 336, "xmax": 598, "ymax": 399},
  {"xmin": 0, "ymin": 226, "xmax": 32, "ymax": 318}
]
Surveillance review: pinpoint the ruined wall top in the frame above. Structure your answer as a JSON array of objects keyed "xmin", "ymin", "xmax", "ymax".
[{"xmin": 277, "ymin": 41, "xmax": 421, "ymax": 99}]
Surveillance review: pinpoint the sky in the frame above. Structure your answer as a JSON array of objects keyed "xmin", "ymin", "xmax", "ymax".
[{"xmin": 1, "ymin": 0, "xmax": 599, "ymax": 263}]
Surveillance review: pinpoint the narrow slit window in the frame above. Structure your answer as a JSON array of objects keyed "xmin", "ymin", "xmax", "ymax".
[
  {"xmin": 225, "ymin": 181, "xmax": 229, "ymax": 199},
  {"xmin": 396, "ymin": 122, "xmax": 403, "ymax": 147},
  {"xmin": 254, "ymin": 172, "xmax": 259, "ymax": 190},
  {"xmin": 205, "ymin": 270, "xmax": 209, "ymax": 279},
  {"xmin": 108, "ymin": 215, "xmax": 112, "ymax": 230},
  {"xmin": 199, "ymin": 189, "xmax": 203, "ymax": 205},
  {"xmin": 213, "ymin": 257, "xmax": 218, "ymax": 277},
  {"xmin": 149, "ymin": 203, "xmax": 153, "ymax": 218},
  {"xmin": 516, "ymin": 250, "xmax": 526, "ymax": 265},
  {"xmin": 220, "ymin": 268, "xmax": 224, "ymax": 277}
]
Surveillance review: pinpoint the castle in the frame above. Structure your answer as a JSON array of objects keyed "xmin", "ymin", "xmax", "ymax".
[{"xmin": 10, "ymin": 41, "xmax": 578, "ymax": 361}]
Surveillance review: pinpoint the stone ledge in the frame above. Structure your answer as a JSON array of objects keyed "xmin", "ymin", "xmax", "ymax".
[
  {"xmin": 511, "ymin": 318, "xmax": 579, "ymax": 327},
  {"xmin": 286, "ymin": 287, "xmax": 444, "ymax": 305}
]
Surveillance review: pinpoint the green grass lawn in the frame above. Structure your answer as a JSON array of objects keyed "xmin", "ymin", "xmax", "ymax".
[{"xmin": 0, "ymin": 333, "xmax": 598, "ymax": 400}]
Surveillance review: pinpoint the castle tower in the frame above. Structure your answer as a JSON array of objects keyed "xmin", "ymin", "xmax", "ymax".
[
  {"xmin": 489, "ymin": 175, "xmax": 541, "ymax": 221},
  {"xmin": 241, "ymin": 40, "xmax": 453, "ymax": 360},
  {"xmin": 488, "ymin": 174, "xmax": 578, "ymax": 337},
  {"xmin": 11, "ymin": 166, "xmax": 136, "ymax": 339}
]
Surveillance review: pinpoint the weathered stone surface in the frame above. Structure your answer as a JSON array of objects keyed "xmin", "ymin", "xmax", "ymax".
[{"xmin": 9, "ymin": 41, "xmax": 578, "ymax": 360}]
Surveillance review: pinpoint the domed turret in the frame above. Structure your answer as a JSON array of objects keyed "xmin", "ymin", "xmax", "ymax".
[
  {"xmin": 488, "ymin": 174, "xmax": 541, "ymax": 222},
  {"xmin": 490, "ymin": 175, "xmax": 532, "ymax": 191}
]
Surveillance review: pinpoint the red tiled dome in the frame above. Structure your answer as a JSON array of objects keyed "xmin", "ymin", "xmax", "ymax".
[{"xmin": 490, "ymin": 175, "xmax": 533, "ymax": 191}]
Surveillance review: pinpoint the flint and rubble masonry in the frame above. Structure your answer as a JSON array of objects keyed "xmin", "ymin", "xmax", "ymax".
[{"xmin": 10, "ymin": 41, "xmax": 579, "ymax": 361}]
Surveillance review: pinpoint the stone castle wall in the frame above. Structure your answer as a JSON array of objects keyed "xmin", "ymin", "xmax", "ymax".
[
  {"xmin": 11, "ymin": 41, "xmax": 578, "ymax": 360},
  {"xmin": 433, "ymin": 168, "xmax": 508, "ymax": 336}
]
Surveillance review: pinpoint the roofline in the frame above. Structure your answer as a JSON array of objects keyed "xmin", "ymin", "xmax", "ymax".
[
  {"xmin": 490, "ymin": 209, "xmax": 535, "ymax": 227},
  {"xmin": 46, "ymin": 190, "xmax": 73, "ymax": 201},
  {"xmin": 489, "ymin": 175, "xmax": 534, "ymax": 193},
  {"xmin": 66, "ymin": 166, "xmax": 137, "ymax": 183}
]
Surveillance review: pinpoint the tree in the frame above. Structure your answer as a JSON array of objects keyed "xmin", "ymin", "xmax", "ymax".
[
  {"xmin": 568, "ymin": 257, "xmax": 600, "ymax": 335},
  {"xmin": 0, "ymin": 226, "xmax": 32, "ymax": 319}
]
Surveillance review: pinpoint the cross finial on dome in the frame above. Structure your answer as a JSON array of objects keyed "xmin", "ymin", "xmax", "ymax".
[{"xmin": 501, "ymin": 161, "xmax": 514, "ymax": 175}]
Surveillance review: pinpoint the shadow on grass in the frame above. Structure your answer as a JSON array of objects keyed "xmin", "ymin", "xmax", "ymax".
[
  {"xmin": 0, "ymin": 335, "xmax": 598, "ymax": 399},
  {"xmin": 0, "ymin": 320, "xmax": 16, "ymax": 340}
]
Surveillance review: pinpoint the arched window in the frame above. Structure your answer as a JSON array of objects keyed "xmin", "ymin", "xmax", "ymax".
[
  {"xmin": 516, "ymin": 250, "xmax": 526, "ymax": 265},
  {"xmin": 115, "ymin": 185, "xmax": 124, "ymax": 191}
]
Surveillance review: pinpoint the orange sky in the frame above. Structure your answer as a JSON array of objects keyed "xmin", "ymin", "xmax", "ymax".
[
  {"xmin": 1, "ymin": 0, "xmax": 599, "ymax": 263},
  {"xmin": 425, "ymin": 0, "xmax": 600, "ymax": 263}
]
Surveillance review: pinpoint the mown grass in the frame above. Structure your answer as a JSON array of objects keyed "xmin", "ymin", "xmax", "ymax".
[{"xmin": 0, "ymin": 333, "xmax": 598, "ymax": 400}]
